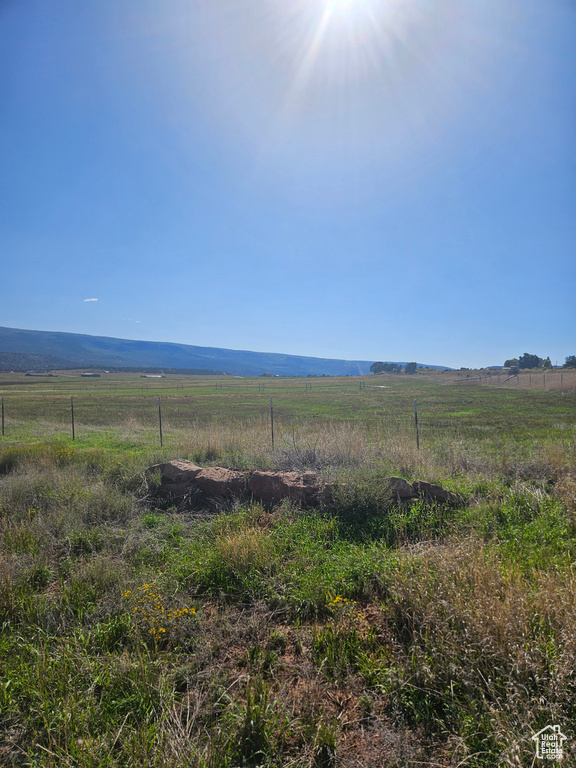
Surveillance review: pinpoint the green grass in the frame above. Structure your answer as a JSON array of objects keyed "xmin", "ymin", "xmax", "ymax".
[
  {"xmin": 0, "ymin": 372, "xmax": 575, "ymax": 765},
  {"xmin": 2, "ymin": 370, "xmax": 576, "ymax": 443}
]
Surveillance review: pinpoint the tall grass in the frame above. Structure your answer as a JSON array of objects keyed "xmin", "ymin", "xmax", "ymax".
[{"xmin": 1, "ymin": 376, "xmax": 575, "ymax": 765}]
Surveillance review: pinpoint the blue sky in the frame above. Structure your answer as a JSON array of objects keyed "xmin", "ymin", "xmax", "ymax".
[{"xmin": 1, "ymin": 0, "xmax": 574, "ymax": 368}]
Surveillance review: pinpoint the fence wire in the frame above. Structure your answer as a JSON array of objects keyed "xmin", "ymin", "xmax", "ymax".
[{"xmin": 1, "ymin": 371, "xmax": 575, "ymax": 447}]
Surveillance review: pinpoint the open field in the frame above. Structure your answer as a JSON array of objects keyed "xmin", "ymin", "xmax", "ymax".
[
  {"xmin": 2, "ymin": 369, "xmax": 576, "ymax": 446},
  {"xmin": 1, "ymin": 373, "xmax": 576, "ymax": 766}
]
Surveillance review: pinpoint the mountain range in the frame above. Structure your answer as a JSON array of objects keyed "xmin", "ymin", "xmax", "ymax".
[{"xmin": 0, "ymin": 326, "xmax": 450, "ymax": 376}]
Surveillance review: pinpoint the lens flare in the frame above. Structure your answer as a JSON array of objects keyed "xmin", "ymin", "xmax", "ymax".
[{"xmin": 150, "ymin": 0, "xmax": 518, "ymax": 197}]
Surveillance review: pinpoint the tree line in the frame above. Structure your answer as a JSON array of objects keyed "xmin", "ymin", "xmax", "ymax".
[
  {"xmin": 504, "ymin": 354, "xmax": 576, "ymax": 370},
  {"xmin": 370, "ymin": 362, "xmax": 418, "ymax": 375}
]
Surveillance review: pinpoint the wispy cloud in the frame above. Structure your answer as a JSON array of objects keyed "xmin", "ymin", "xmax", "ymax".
[{"xmin": 83, "ymin": 298, "xmax": 98, "ymax": 302}]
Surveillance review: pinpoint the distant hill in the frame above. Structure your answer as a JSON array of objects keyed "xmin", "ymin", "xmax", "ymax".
[
  {"xmin": 0, "ymin": 353, "xmax": 226, "ymax": 375},
  {"xmin": 0, "ymin": 326, "xmax": 450, "ymax": 376},
  {"xmin": 0, "ymin": 352, "xmax": 80, "ymax": 371}
]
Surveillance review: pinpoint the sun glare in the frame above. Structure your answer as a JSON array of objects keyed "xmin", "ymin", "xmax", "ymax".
[
  {"xmin": 176, "ymin": 0, "xmax": 502, "ymax": 180},
  {"xmin": 283, "ymin": 0, "xmax": 422, "ymax": 93},
  {"xmin": 324, "ymin": 0, "xmax": 359, "ymax": 10},
  {"xmin": 321, "ymin": 0, "xmax": 374, "ymax": 27},
  {"xmin": 303, "ymin": 0, "xmax": 427, "ymax": 67}
]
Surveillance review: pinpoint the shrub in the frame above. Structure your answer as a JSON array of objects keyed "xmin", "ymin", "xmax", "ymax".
[{"xmin": 327, "ymin": 471, "xmax": 394, "ymax": 533}]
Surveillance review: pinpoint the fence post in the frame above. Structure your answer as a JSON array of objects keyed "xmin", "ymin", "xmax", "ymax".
[
  {"xmin": 414, "ymin": 400, "xmax": 420, "ymax": 450},
  {"xmin": 1, "ymin": 397, "xmax": 4, "ymax": 436},
  {"xmin": 71, "ymin": 397, "xmax": 75, "ymax": 440},
  {"xmin": 158, "ymin": 397, "xmax": 163, "ymax": 447},
  {"xmin": 270, "ymin": 398, "xmax": 275, "ymax": 450}
]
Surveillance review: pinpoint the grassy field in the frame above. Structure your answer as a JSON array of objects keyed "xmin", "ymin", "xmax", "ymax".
[{"xmin": 1, "ymin": 372, "xmax": 575, "ymax": 766}]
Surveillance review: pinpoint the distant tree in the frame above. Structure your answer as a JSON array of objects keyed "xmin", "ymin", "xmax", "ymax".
[
  {"xmin": 405, "ymin": 362, "xmax": 418, "ymax": 375},
  {"xmin": 564, "ymin": 355, "xmax": 576, "ymax": 368},
  {"xmin": 370, "ymin": 361, "xmax": 403, "ymax": 374},
  {"xmin": 504, "ymin": 358, "xmax": 519, "ymax": 368},
  {"xmin": 542, "ymin": 356, "xmax": 552, "ymax": 370},
  {"xmin": 518, "ymin": 353, "xmax": 542, "ymax": 369}
]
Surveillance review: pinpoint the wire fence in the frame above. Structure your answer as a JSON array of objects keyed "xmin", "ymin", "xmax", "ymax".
[
  {"xmin": 450, "ymin": 369, "xmax": 576, "ymax": 392},
  {"xmin": 1, "ymin": 371, "xmax": 575, "ymax": 450},
  {"xmin": 0, "ymin": 394, "xmax": 424, "ymax": 446},
  {"xmin": 1, "ymin": 387, "xmax": 575, "ymax": 451}
]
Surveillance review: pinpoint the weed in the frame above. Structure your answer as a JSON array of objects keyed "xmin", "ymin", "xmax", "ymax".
[
  {"xmin": 229, "ymin": 679, "xmax": 280, "ymax": 766},
  {"xmin": 312, "ymin": 719, "xmax": 337, "ymax": 767},
  {"xmin": 123, "ymin": 582, "xmax": 195, "ymax": 649},
  {"xmin": 266, "ymin": 629, "xmax": 287, "ymax": 653},
  {"xmin": 141, "ymin": 512, "xmax": 163, "ymax": 529},
  {"xmin": 328, "ymin": 470, "xmax": 394, "ymax": 532}
]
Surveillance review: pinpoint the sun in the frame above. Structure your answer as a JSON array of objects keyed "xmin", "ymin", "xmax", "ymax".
[
  {"xmin": 324, "ymin": 0, "xmax": 359, "ymax": 8},
  {"xmin": 290, "ymin": 0, "xmax": 398, "ymax": 83},
  {"xmin": 321, "ymin": 0, "xmax": 371, "ymax": 22},
  {"xmin": 314, "ymin": 0, "xmax": 404, "ymax": 50}
]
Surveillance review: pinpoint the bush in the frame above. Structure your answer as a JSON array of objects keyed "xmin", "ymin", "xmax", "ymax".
[{"xmin": 327, "ymin": 472, "xmax": 394, "ymax": 533}]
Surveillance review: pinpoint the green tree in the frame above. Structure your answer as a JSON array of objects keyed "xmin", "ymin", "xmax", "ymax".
[
  {"xmin": 518, "ymin": 353, "xmax": 542, "ymax": 369},
  {"xmin": 542, "ymin": 356, "xmax": 552, "ymax": 370},
  {"xmin": 405, "ymin": 362, "xmax": 418, "ymax": 375},
  {"xmin": 563, "ymin": 355, "xmax": 576, "ymax": 368},
  {"xmin": 503, "ymin": 358, "xmax": 519, "ymax": 368},
  {"xmin": 370, "ymin": 361, "xmax": 402, "ymax": 374}
]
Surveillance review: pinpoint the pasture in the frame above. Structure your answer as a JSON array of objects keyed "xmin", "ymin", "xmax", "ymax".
[
  {"xmin": 2, "ymin": 368, "xmax": 575, "ymax": 450},
  {"xmin": 1, "ymin": 371, "xmax": 575, "ymax": 766}
]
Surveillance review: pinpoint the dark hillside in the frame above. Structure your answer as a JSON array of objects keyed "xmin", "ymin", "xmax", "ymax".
[
  {"xmin": 0, "ymin": 326, "xmax": 451, "ymax": 376},
  {"xmin": 0, "ymin": 352, "xmax": 79, "ymax": 371}
]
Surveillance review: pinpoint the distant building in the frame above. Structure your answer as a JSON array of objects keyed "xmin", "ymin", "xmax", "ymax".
[{"xmin": 81, "ymin": 373, "xmax": 101, "ymax": 378}]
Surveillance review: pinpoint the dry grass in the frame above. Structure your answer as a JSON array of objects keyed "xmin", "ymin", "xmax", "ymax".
[
  {"xmin": 1, "ymin": 377, "xmax": 575, "ymax": 766},
  {"xmin": 215, "ymin": 526, "xmax": 275, "ymax": 577},
  {"xmin": 380, "ymin": 542, "xmax": 576, "ymax": 764}
]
